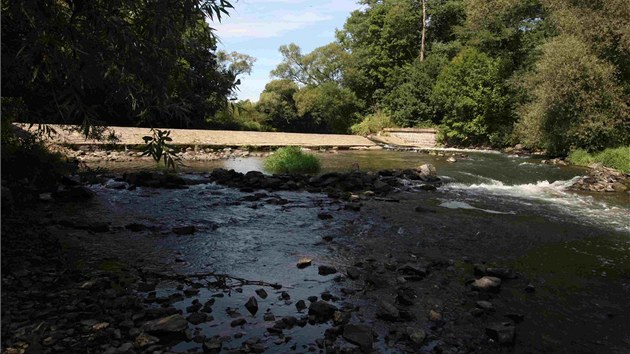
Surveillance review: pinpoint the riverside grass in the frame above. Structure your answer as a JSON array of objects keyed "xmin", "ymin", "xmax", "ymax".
[
  {"xmin": 568, "ymin": 147, "xmax": 630, "ymax": 173},
  {"xmin": 264, "ymin": 146, "xmax": 321, "ymax": 174}
]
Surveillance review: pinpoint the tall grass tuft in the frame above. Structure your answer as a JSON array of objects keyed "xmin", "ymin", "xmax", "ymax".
[
  {"xmin": 264, "ymin": 146, "xmax": 321, "ymax": 174},
  {"xmin": 568, "ymin": 147, "xmax": 630, "ymax": 173}
]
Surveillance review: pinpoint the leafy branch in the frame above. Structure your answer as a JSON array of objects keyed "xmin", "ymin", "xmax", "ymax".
[{"xmin": 141, "ymin": 129, "xmax": 180, "ymax": 170}]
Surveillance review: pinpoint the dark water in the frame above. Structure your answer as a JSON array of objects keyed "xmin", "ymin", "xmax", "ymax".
[{"xmin": 83, "ymin": 149, "xmax": 629, "ymax": 352}]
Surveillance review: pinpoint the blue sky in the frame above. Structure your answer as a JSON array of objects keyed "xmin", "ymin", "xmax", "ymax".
[{"xmin": 212, "ymin": 0, "xmax": 363, "ymax": 101}]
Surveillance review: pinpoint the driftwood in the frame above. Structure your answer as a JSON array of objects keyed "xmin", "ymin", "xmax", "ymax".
[{"xmin": 139, "ymin": 269, "xmax": 283, "ymax": 291}]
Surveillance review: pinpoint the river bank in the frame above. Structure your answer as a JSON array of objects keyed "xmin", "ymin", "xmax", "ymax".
[{"xmin": 2, "ymin": 161, "xmax": 629, "ymax": 353}]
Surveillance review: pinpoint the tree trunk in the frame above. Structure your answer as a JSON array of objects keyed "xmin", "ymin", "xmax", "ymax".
[{"xmin": 420, "ymin": 0, "xmax": 426, "ymax": 62}]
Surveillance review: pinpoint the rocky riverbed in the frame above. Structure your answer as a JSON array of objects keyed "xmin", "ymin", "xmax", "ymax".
[{"xmin": 2, "ymin": 165, "xmax": 629, "ymax": 354}]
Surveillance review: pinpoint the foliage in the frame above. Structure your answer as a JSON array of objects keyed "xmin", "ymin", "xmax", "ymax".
[
  {"xmin": 433, "ymin": 47, "xmax": 514, "ymax": 146},
  {"xmin": 263, "ymin": 146, "xmax": 321, "ymax": 174},
  {"xmin": 1, "ymin": 131, "xmax": 73, "ymax": 193},
  {"xmin": 351, "ymin": 111, "xmax": 396, "ymax": 135},
  {"xmin": 271, "ymin": 43, "xmax": 350, "ymax": 86},
  {"xmin": 568, "ymin": 147, "xmax": 630, "ymax": 174},
  {"xmin": 141, "ymin": 129, "xmax": 180, "ymax": 170},
  {"xmin": 256, "ymin": 80, "xmax": 300, "ymax": 131},
  {"xmin": 209, "ymin": 100, "xmax": 270, "ymax": 131},
  {"xmin": 382, "ymin": 43, "xmax": 458, "ymax": 127},
  {"xmin": 294, "ymin": 83, "xmax": 362, "ymax": 133},
  {"xmin": 1, "ymin": 0, "xmax": 235, "ymax": 134},
  {"xmin": 515, "ymin": 35, "xmax": 629, "ymax": 154}
]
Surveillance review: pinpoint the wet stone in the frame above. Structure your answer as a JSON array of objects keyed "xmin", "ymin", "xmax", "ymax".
[
  {"xmin": 187, "ymin": 312, "xmax": 208, "ymax": 325},
  {"xmin": 255, "ymin": 288, "xmax": 268, "ymax": 299},
  {"xmin": 142, "ymin": 314, "xmax": 188, "ymax": 334},
  {"xmin": 476, "ymin": 301, "xmax": 494, "ymax": 311},
  {"xmin": 472, "ymin": 276, "xmax": 502, "ymax": 292},
  {"xmin": 318, "ymin": 265, "xmax": 338, "ymax": 276},
  {"xmin": 342, "ymin": 324, "xmax": 374, "ymax": 352},
  {"xmin": 485, "ymin": 323, "xmax": 516, "ymax": 345},
  {"xmin": 230, "ymin": 318, "xmax": 246, "ymax": 327},
  {"xmin": 295, "ymin": 300, "xmax": 307, "ymax": 312},
  {"xmin": 308, "ymin": 301, "xmax": 338, "ymax": 322},
  {"xmin": 172, "ymin": 225, "xmax": 196, "ymax": 235},
  {"xmin": 245, "ymin": 296, "xmax": 259, "ymax": 315}
]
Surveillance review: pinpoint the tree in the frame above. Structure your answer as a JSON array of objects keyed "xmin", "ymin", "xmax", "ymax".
[
  {"xmin": 1, "ymin": 0, "xmax": 236, "ymax": 135},
  {"xmin": 432, "ymin": 47, "xmax": 514, "ymax": 146},
  {"xmin": 218, "ymin": 51, "xmax": 256, "ymax": 77},
  {"xmin": 256, "ymin": 80, "xmax": 299, "ymax": 131},
  {"xmin": 294, "ymin": 83, "xmax": 363, "ymax": 133},
  {"xmin": 515, "ymin": 35, "xmax": 629, "ymax": 154},
  {"xmin": 271, "ymin": 43, "xmax": 350, "ymax": 86}
]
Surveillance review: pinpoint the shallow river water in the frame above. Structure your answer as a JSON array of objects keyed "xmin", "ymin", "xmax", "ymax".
[{"xmin": 80, "ymin": 150, "xmax": 629, "ymax": 352}]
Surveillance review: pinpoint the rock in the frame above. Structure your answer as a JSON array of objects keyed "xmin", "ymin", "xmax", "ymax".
[
  {"xmin": 398, "ymin": 263, "xmax": 427, "ymax": 280},
  {"xmin": 406, "ymin": 327, "xmax": 426, "ymax": 346},
  {"xmin": 125, "ymin": 223, "xmax": 148, "ymax": 232},
  {"xmin": 333, "ymin": 311, "xmax": 351, "ymax": 326},
  {"xmin": 280, "ymin": 291, "xmax": 290, "ymax": 300},
  {"xmin": 318, "ymin": 265, "xmax": 338, "ymax": 276},
  {"xmin": 346, "ymin": 267, "xmax": 361, "ymax": 280},
  {"xmin": 446, "ymin": 156, "xmax": 457, "ymax": 163},
  {"xmin": 295, "ymin": 300, "xmax": 306, "ymax": 312},
  {"xmin": 317, "ymin": 212, "xmax": 333, "ymax": 220},
  {"xmin": 134, "ymin": 333, "xmax": 159, "ymax": 348},
  {"xmin": 202, "ymin": 338, "xmax": 222, "ymax": 353},
  {"xmin": 525, "ymin": 283, "xmax": 536, "ymax": 293},
  {"xmin": 255, "ymin": 288, "xmax": 268, "ymax": 299},
  {"xmin": 485, "ymin": 323, "xmax": 515, "ymax": 345},
  {"xmin": 172, "ymin": 225, "xmax": 196, "ymax": 235},
  {"xmin": 297, "ymin": 257, "xmax": 312, "ymax": 269},
  {"xmin": 245, "ymin": 296, "xmax": 258, "ymax": 315},
  {"xmin": 105, "ymin": 180, "xmax": 127, "ymax": 189},
  {"xmin": 187, "ymin": 312, "xmax": 208, "ymax": 325},
  {"xmin": 308, "ymin": 301, "xmax": 338, "ymax": 322},
  {"xmin": 39, "ymin": 193, "xmax": 53, "ymax": 202},
  {"xmin": 417, "ymin": 164, "xmax": 437, "ymax": 178},
  {"xmin": 263, "ymin": 313, "xmax": 275, "ymax": 321},
  {"xmin": 184, "ymin": 287, "xmax": 199, "ymax": 296},
  {"xmin": 414, "ymin": 205, "xmax": 436, "ymax": 213},
  {"xmin": 342, "ymin": 324, "xmax": 373, "ymax": 352},
  {"xmin": 230, "ymin": 318, "xmax": 246, "ymax": 327},
  {"xmin": 472, "ymin": 276, "xmax": 502, "ymax": 291},
  {"xmin": 142, "ymin": 314, "xmax": 188, "ymax": 334},
  {"xmin": 86, "ymin": 222, "xmax": 110, "ymax": 233},
  {"xmin": 429, "ymin": 309, "xmax": 442, "ymax": 322},
  {"xmin": 377, "ymin": 301, "xmax": 400, "ymax": 321},
  {"xmin": 476, "ymin": 301, "xmax": 493, "ymax": 311}
]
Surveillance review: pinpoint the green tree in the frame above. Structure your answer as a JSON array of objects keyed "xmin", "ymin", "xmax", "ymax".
[
  {"xmin": 271, "ymin": 43, "xmax": 350, "ymax": 86},
  {"xmin": 433, "ymin": 47, "xmax": 514, "ymax": 146},
  {"xmin": 256, "ymin": 80, "xmax": 299, "ymax": 131},
  {"xmin": 515, "ymin": 35, "xmax": 629, "ymax": 154},
  {"xmin": 294, "ymin": 83, "xmax": 363, "ymax": 133},
  {"xmin": 1, "ymin": 0, "xmax": 235, "ymax": 135}
]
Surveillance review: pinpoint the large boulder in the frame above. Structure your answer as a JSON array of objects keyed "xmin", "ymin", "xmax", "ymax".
[{"xmin": 417, "ymin": 164, "xmax": 437, "ymax": 179}]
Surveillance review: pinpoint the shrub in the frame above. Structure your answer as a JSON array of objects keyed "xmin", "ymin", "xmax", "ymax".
[
  {"xmin": 263, "ymin": 146, "xmax": 321, "ymax": 174},
  {"xmin": 569, "ymin": 147, "xmax": 630, "ymax": 173},
  {"xmin": 350, "ymin": 111, "xmax": 395, "ymax": 135}
]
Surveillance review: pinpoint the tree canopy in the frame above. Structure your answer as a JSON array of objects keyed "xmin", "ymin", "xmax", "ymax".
[{"xmin": 1, "ymin": 0, "xmax": 237, "ymax": 135}]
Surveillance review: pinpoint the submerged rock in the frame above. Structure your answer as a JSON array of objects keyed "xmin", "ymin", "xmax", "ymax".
[
  {"xmin": 485, "ymin": 323, "xmax": 516, "ymax": 345},
  {"xmin": 245, "ymin": 296, "xmax": 258, "ymax": 315},
  {"xmin": 142, "ymin": 314, "xmax": 188, "ymax": 334},
  {"xmin": 308, "ymin": 301, "xmax": 338, "ymax": 322},
  {"xmin": 472, "ymin": 276, "xmax": 502, "ymax": 291}
]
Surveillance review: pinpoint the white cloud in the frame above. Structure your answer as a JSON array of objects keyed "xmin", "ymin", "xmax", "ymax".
[{"xmin": 215, "ymin": 11, "xmax": 332, "ymax": 39}]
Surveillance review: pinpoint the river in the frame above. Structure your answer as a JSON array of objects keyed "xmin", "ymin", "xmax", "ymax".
[{"xmin": 76, "ymin": 149, "xmax": 629, "ymax": 352}]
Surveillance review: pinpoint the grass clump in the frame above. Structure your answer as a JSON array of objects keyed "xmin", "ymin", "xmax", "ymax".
[
  {"xmin": 350, "ymin": 111, "xmax": 395, "ymax": 135},
  {"xmin": 264, "ymin": 146, "xmax": 321, "ymax": 174},
  {"xmin": 568, "ymin": 147, "xmax": 630, "ymax": 173}
]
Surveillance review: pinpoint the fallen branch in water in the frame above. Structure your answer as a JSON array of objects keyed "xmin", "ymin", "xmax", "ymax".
[{"xmin": 138, "ymin": 269, "xmax": 283, "ymax": 291}]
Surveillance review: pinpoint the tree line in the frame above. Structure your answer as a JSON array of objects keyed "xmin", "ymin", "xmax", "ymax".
[
  {"xmin": 2, "ymin": 0, "xmax": 629, "ymax": 155},
  {"xmin": 233, "ymin": 0, "xmax": 629, "ymax": 154}
]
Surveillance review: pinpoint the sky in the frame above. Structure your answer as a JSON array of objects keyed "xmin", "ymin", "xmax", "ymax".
[{"xmin": 212, "ymin": 0, "xmax": 363, "ymax": 102}]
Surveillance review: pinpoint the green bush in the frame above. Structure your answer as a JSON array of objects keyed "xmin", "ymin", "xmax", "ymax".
[
  {"xmin": 568, "ymin": 147, "xmax": 630, "ymax": 173},
  {"xmin": 263, "ymin": 146, "xmax": 321, "ymax": 174},
  {"xmin": 350, "ymin": 111, "xmax": 395, "ymax": 135}
]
